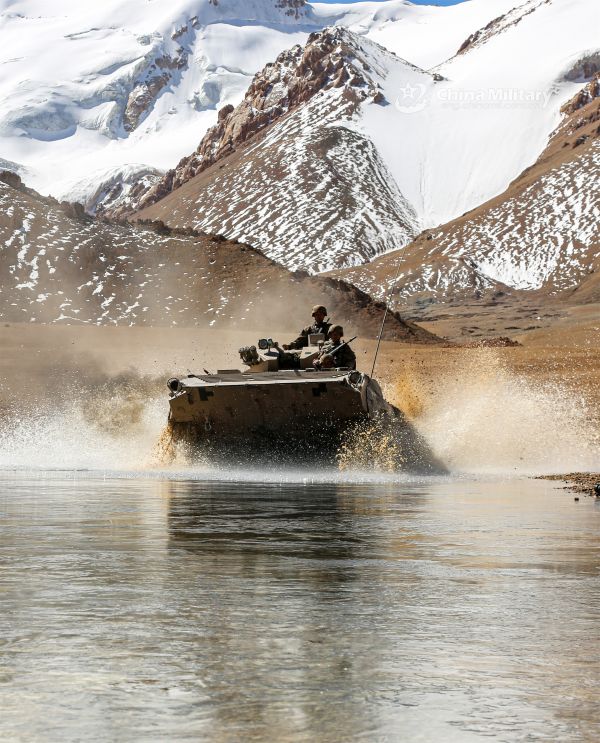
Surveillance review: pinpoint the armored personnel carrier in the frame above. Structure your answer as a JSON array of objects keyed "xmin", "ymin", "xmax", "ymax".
[{"xmin": 165, "ymin": 334, "xmax": 439, "ymax": 469}]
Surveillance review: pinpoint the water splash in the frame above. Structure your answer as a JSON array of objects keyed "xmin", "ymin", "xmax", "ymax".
[
  {"xmin": 0, "ymin": 372, "xmax": 166, "ymax": 471},
  {"xmin": 0, "ymin": 350, "xmax": 597, "ymax": 477},
  {"xmin": 385, "ymin": 349, "xmax": 599, "ymax": 476}
]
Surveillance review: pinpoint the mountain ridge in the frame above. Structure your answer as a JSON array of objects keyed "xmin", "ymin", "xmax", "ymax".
[
  {"xmin": 331, "ymin": 78, "xmax": 600, "ymax": 312},
  {"xmin": 0, "ymin": 0, "xmax": 535, "ymax": 207},
  {"xmin": 0, "ymin": 171, "xmax": 441, "ymax": 344},
  {"xmin": 128, "ymin": 27, "xmax": 426, "ymax": 271}
]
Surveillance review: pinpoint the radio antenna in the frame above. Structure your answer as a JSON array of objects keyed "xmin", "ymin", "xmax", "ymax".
[{"xmin": 370, "ymin": 246, "xmax": 409, "ymax": 378}]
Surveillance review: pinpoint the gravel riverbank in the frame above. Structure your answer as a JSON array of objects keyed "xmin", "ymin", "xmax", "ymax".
[{"xmin": 539, "ymin": 473, "xmax": 600, "ymax": 496}]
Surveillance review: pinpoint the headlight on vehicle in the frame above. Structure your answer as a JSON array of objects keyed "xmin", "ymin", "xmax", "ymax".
[{"xmin": 167, "ymin": 377, "xmax": 181, "ymax": 393}]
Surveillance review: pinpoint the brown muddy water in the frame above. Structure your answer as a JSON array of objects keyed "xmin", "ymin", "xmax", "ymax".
[{"xmin": 1, "ymin": 472, "xmax": 599, "ymax": 742}]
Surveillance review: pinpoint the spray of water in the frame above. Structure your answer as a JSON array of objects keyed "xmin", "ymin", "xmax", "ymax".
[
  {"xmin": 384, "ymin": 349, "xmax": 599, "ymax": 476},
  {"xmin": 0, "ymin": 372, "xmax": 166, "ymax": 471},
  {"xmin": 0, "ymin": 349, "xmax": 597, "ymax": 477}
]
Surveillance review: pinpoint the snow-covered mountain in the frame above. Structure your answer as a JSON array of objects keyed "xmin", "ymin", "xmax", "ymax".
[
  {"xmin": 0, "ymin": 0, "xmax": 329, "ymax": 202},
  {"xmin": 121, "ymin": 0, "xmax": 600, "ymax": 273},
  {"xmin": 335, "ymin": 76, "xmax": 600, "ymax": 307},
  {"xmin": 392, "ymin": 0, "xmax": 599, "ymax": 228},
  {"xmin": 339, "ymin": 0, "xmax": 599, "ymax": 230},
  {"xmin": 1, "ymin": 0, "xmax": 598, "ymax": 279},
  {"xmin": 0, "ymin": 0, "xmax": 560, "ymax": 212}
]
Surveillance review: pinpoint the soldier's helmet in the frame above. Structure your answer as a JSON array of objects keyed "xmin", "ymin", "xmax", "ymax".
[
  {"xmin": 328, "ymin": 325, "xmax": 344, "ymax": 337},
  {"xmin": 312, "ymin": 304, "xmax": 327, "ymax": 317}
]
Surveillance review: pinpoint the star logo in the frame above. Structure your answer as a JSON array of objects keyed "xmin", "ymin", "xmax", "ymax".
[
  {"xmin": 395, "ymin": 82, "xmax": 429, "ymax": 114},
  {"xmin": 398, "ymin": 82, "xmax": 419, "ymax": 100}
]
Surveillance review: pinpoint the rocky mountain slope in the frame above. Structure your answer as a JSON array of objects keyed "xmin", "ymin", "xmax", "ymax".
[
  {"xmin": 333, "ymin": 77, "xmax": 600, "ymax": 313},
  {"xmin": 0, "ymin": 172, "xmax": 439, "ymax": 343},
  {"xmin": 119, "ymin": 27, "xmax": 393, "ymax": 215},
  {"xmin": 128, "ymin": 28, "xmax": 423, "ymax": 271}
]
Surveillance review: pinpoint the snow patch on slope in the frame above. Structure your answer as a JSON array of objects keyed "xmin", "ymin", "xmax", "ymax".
[
  {"xmin": 341, "ymin": 138, "xmax": 600, "ymax": 302},
  {"xmin": 356, "ymin": 0, "xmax": 600, "ymax": 228},
  {"xmin": 455, "ymin": 142, "xmax": 600, "ymax": 291}
]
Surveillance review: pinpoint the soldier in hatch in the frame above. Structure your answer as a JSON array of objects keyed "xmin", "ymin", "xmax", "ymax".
[
  {"xmin": 314, "ymin": 325, "xmax": 356, "ymax": 370},
  {"xmin": 283, "ymin": 305, "xmax": 331, "ymax": 350}
]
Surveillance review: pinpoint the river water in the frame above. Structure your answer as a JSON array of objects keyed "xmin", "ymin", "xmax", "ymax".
[{"xmin": 1, "ymin": 471, "xmax": 599, "ymax": 742}]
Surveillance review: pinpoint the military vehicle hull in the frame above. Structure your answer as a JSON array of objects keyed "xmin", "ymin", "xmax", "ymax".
[
  {"xmin": 166, "ymin": 369, "xmax": 392, "ymax": 464},
  {"xmin": 164, "ymin": 337, "xmax": 445, "ymax": 471}
]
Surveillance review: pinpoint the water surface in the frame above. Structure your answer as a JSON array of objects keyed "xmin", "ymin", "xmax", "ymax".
[{"xmin": 1, "ymin": 473, "xmax": 599, "ymax": 742}]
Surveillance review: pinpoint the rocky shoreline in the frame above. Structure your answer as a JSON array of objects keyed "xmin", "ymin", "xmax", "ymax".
[{"xmin": 539, "ymin": 473, "xmax": 600, "ymax": 496}]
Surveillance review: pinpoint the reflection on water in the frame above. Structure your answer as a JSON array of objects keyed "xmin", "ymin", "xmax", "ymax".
[{"xmin": 1, "ymin": 474, "xmax": 599, "ymax": 742}]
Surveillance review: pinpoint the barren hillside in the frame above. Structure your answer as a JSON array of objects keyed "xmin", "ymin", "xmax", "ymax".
[{"xmin": 0, "ymin": 173, "xmax": 439, "ymax": 343}]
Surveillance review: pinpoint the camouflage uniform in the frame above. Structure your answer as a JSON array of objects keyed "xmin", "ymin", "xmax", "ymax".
[
  {"xmin": 287, "ymin": 320, "xmax": 332, "ymax": 350},
  {"xmin": 318, "ymin": 339, "xmax": 356, "ymax": 370}
]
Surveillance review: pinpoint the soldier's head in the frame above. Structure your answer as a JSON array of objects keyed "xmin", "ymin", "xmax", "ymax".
[
  {"xmin": 328, "ymin": 325, "xmax": 343, "ymax": 343},
  {"xmin": 311, "ymin": 305, "xmax": 327, "ymax": 324}
]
